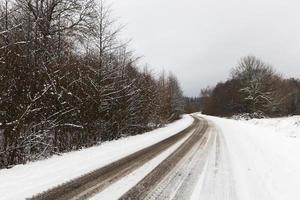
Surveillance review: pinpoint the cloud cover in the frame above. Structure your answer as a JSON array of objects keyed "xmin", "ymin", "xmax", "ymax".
[{"xmin": 108, "ymin": 0, "xmax": 300, "ymax": 96}]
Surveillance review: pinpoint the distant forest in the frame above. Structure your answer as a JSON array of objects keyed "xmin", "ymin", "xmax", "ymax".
[
  {"xmin": 0, "ymin": 0, "xmax": 188, "ymax": 168},
  {"xmin": 201, "ymin": 56, "xmax": 300, "ymax": 117}
]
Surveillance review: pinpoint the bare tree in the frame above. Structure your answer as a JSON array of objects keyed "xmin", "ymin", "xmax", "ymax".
[
  {"xmin": 0, "ymin": 0, "xmax": 187, "ymax": 168},
  {"xmin": 231, "ymin": 56, "xmax": 279, "ymax": 114}
]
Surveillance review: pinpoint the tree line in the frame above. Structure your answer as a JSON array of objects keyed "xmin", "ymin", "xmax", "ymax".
[
  {"xmin": 201, "ymin": 56, "xmax": 300, "ymax": 117},
  {"xmin": 0, "ymin": 0, "xmax": 184, "ymax": 168},
  {"xmin": 184, "ymin": 97, "xmax": 202, "ymax": 114}
]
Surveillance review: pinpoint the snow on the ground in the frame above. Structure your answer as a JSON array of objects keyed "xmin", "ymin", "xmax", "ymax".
[
  {"xmin": 0, "ymin": 115, "xmax": 193, "ymax": 200},
  {"xmin": 247, "ymin": 116, "xmax": 300, "ymax": 138},
  {"xmin": 90, "ymin": 130, "xmax": 193, "ymax": 200},
  {"xmin": 201, "ymin": 114, "xmax": 300, "ymax": 200},
  {"xmin": 194, "ymin": 120, "xmax": 237, "ymax": 200}
]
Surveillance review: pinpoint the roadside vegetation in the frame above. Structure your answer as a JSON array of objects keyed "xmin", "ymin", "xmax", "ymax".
[
  {"xmin": 201, "ymin": 56, "xmax": 300, "ymax": 117},
  {"xmin": 0, "ymin": 0, "xmax": 185, "ymax": 168}
]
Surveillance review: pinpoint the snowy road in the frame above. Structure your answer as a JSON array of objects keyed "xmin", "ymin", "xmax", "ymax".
[
  {"xmin": 91, "ymin": 114, "xmax": 300, "ymax": 200},
  {"xmin": 0, "ymin": 116, "xmax": 193, "ymax": 200},
  {"xmin": 30, "ymin": 115, "xmax": 228, "ymax": 200},
  {"xmin": 27, "ymin": 115, "xmax": 240, "ymax": 200},
  {"xmin": 30, "ymin": 116, "xmax": 203, "ymax": 200},
  {"xmin": 2, "ymin": 114, "xmax": 300, "ymax": 200},
  {"xmin": 92, "ymin": 115, "xmax": 237, "ymax": 200},
  {"xmin": 118, "ymin": 116, "xmax": 237, "ymax": 200}
]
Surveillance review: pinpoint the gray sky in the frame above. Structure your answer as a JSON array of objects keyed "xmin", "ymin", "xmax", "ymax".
[{"xmin": 108, "ymin": 0, "xmax": 300, "ymax": 96}]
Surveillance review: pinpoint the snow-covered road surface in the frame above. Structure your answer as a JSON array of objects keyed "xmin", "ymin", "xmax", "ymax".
[
  {"xmin": 29, "ymin": 116, "xmax": 208, "ymax": 200},
  {"xmin": 2, "ymin": 114, "xmax": 300, "ymax": 200},
  {"xmin": 193, "ymin": 118, "xmax": 237, "ymax": 200},
  {"xmin": 121, "ymin": 116, "xmax": 237, "ymax": 200},
  {"xmin": 96, "ymin": 114, "xmax": 300, "ymax": 200},
  {"xmin": 0, "ymin": 115, "xmax": 193, "ymax": 200},
  {"xmin": 119, "ymin": 116, "xmax": 210, "ymax": 200}
]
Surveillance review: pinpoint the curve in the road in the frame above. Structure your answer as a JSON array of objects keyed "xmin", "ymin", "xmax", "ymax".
[
  {"xmin": 120, "ymin": 116, "xmax": 209, "ymax": 200},
  {"xmin": 29, "ymin": 117, "xmax": 199, "ymax": 200}
]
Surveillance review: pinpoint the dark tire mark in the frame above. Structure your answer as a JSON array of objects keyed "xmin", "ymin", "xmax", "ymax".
[
  {"xmin": 29, "ymin": 117, "xmax": 199, "ymax": 200},
  {"xmin": 120, "ymin": 117, "xmax": 208, "ymax": 200}
]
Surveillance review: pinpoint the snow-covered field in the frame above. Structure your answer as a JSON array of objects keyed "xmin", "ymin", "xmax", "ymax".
[
  {"xmin": 202, "ymin": 114, "xmax": 300, "ymax": 200},
  {"xmin": 0, "ymin": 115, "xmax": 193, "ymax": 200}
]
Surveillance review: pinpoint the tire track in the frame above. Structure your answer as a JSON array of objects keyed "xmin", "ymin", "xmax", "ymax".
[
  {"xmin": 196, "ymin": 120, "xmax": 237, "ymax": 200},
  {"xmin": 119, "ymin": 116, "xmax": 209, "ymax": 200},
  {"xmin": 28, "ymin": 118, "xmax": 198, "ymax": 200}
]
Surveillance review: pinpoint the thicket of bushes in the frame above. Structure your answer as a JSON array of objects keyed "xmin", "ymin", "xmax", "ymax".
[
  {"xmin": 0, "ymin": 0, "xmax": 184, "ymax": 168},
  {"xmin": 201, "ymin": 56, "xmax": 300, "ymax": 117}
]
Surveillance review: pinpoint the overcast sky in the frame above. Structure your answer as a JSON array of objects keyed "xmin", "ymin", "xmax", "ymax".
[{"xmin": 108, "ymin": 0, "xmax": 300, "ymax": 96}]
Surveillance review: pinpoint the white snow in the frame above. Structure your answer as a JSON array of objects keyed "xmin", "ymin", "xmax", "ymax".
[
  {"xmin": 0, "ymin": 115, "xmax": 193, "ymax": 200},
  {"xmin": 90, "ymin": 130, "xmax": 193, "ymax": 200},
  {"xmin": 193, "ymin": 120, "xmax": 237, "ymax": 200},
  {"xmin": 3, "ymin": 114, "xmax": 299, "ymax": 200},
  {"xmin": 247, "ymin": 116, "xmax": 300, "ymax": 138},
  {"xmin": 201, "ymin": 114, "xmax": 300, "ymax": 200},
  {"xmin": 190, "ymin": 157, "xmax": 208, "ymax": 200}
]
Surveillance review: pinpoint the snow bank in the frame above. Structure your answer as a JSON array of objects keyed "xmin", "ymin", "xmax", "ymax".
[
  {"xmin": 0, "ymin": 115, "xmax": 193, "ymax": 200},
  {"xmin": 202, "ymin": 114, "xmax": 300, "ymax": 200},
  {"xmin": 247, "ymin": 116, "xmax": 300, "ymax": 138}
]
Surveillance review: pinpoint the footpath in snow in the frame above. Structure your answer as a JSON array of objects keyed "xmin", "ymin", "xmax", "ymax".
[
  {"xmin": 0, "ymin": 115, "xmax": 193, "ymax": 200},
  {"xmin": 202, "ymin": 114, "xmax": 300, "ymax": 200}
]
